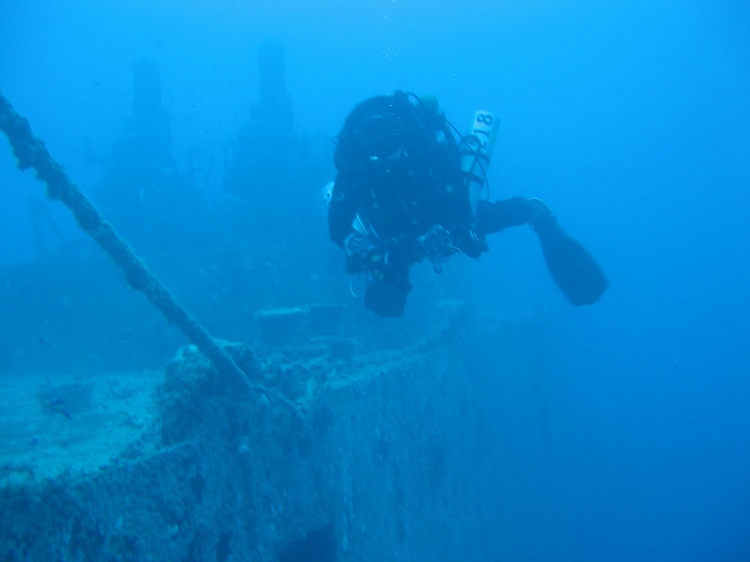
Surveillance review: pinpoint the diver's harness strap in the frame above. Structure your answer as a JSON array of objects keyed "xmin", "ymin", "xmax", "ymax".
[{"xmin": 459, "ymin": 148, "xmax": 490, "ymax": 183}]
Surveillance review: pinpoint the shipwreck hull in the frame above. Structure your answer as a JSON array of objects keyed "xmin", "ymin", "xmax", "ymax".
[{"xmin": 0, "ymin": 309, "xmax": 551, "ymax": 561}]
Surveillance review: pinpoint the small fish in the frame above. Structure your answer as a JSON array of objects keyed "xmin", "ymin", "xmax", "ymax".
[
  {"xmin": 41, "ymin": 397, "xmax": 72, "ymax": 419},
  {"xmin": 93, "ymin": 80, "xmax": 103, "ymax": 87},
  {"xmin": 38, "ymin": 337, "xmax": 52, "ymax": 347},
  {"xmin": 49, "ymin": 407, "xmax": 72, "ymax": 420}
]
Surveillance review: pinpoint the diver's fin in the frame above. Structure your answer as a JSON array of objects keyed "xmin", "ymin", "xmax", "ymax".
[{"xmin": 532, "ymin": 216, "xmax": 608, "ymax": 306}]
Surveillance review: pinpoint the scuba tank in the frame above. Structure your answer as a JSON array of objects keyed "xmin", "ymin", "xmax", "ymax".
[{"xmin": 460, "ymin": 110, "xmax": 499, "ymax": 216}]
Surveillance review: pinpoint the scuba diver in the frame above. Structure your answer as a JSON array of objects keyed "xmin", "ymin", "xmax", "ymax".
[{"xmin": 327, "ymin": 90, "xmax": 608, "ymax": 317}]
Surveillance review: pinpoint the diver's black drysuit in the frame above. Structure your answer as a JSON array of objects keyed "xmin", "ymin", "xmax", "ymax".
[{"xmin": 328, "ymin": 91, "xmax": 553, "ymax": 317}]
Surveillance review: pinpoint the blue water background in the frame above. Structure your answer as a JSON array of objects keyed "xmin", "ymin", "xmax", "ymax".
[{"xmin": 2, "ymin": 1, "xmax": 749, "ymax": 560}]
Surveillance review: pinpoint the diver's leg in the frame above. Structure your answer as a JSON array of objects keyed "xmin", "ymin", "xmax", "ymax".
[{"xmin": 475, "ymin": 197, "xmax": 547, "ymax": 234}]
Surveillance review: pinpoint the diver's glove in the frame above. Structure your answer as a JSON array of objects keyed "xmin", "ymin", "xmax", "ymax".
[
  {"xmin": 343, "ymin": 231, "xmax": 376, "ymax": 274},
  {"xmin": 417, "ymin": 224, "xmax": 487, "ymax": 260},
  {"xmin": 343, "ymin": 232, "xmax": 415, "ymax": 287},
  {"xmin": 447, "ymin": 225, "xmax": 487, "ymax": 259},
  {"xmin": 416, "ymin": 225, "xmax": 453, "ymax": 258}
]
